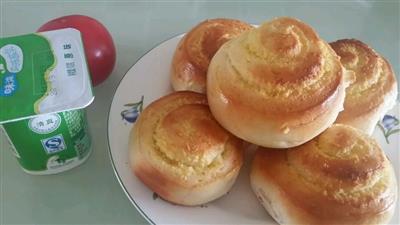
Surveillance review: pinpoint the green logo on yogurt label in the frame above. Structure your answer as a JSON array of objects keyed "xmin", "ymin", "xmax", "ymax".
[
  {"xmin": 41, "ymin": 134, "xmax": 66, "ymax": 154},
  {"xmin": 28, "ymin": 114, "xmax": 61, "ymax": 134},
  {"xmin": 0, "ymin": 44, "xmax": 23, "ymax": 72},
  {"xmin": 0, "ymin": 44, "xmax": 23, "ymax": 96}
]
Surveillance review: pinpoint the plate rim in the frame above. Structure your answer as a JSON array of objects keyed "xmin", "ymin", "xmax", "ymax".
[{"xmin": 106, "ymin": 33, "xmax": 186, "ymax": 225}]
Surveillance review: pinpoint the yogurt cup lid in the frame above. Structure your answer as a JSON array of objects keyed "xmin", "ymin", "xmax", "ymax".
[{"xmin": 0, "ymin": 28, "xmax": 94, "ymax": 124}]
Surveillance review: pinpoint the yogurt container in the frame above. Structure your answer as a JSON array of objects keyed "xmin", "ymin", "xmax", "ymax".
[{"xmin": 0, "ymin": 28, "xmax": 94, "ymax": 175}]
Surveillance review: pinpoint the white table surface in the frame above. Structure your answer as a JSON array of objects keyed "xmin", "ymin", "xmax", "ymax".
[{"xmin": 0, "ymin": 1, "xmax": 399, "ymax": 224}]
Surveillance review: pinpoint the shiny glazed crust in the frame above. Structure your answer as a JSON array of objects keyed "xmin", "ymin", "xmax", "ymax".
[
  {"xmin": 330, "ymin": 39, "xmax": 398, "ymax": 134},
  {"xmin": 129, "ymin": 91, "xmax": 244, "ymax": 206},
  {"xmin": 171, "ymin": 18, "xmax": 253, "ymax": 93},
  {"xmin": 250, "ymin": 124, "xmax": 398, "ymax": 225},
  {"xmin": 207, "ymin": 17, "xmax": 352, "ymax": 148}
]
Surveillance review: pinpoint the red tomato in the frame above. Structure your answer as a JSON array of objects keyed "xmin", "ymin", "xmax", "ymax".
[{"xmin": 38, "ymin": 15, "xmax": 116, "ymax": 86}]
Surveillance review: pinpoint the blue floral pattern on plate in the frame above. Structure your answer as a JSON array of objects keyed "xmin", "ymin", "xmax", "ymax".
[
  {"xmin": 121, "ymin": 96, "xmax": 144, "ymax": 123},
  {"xmin": 377, "ymin": 114, "xmax": 400, "ymax": 144}
]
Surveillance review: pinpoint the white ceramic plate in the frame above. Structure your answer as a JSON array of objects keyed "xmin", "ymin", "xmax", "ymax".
[{"xmin": 108, "ymin": 35, "xmax": 400, "ymax": 225}]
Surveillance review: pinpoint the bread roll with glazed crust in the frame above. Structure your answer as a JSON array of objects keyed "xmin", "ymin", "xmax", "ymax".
[
  {"xmin": 130, "ymin": 91, "xmax": 244, "ymax": 206},
  {"xmin": 251, "ymin": 124, "xmax": 398, "ymax": 225},
  {"xmin": 207, "ymin": 17, "xmax": 354, "ymax": 148},
  {"xmin": 171, "ymin": 18, "xmax": 253, "ymax": 93},
  {"xmin": 330, "ymin": 39, "xmax": 398, "ymax": 135}
]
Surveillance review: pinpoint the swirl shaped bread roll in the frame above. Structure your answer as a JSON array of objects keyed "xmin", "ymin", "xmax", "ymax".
[
  {"xmin": 130, "ymin": 91, "xmax": 244, "ymax": 206},
  {"xmin": 330, "ymin": 39, "xmax": 398, "ymax": 135},
  {"xmin": 207, "ymin": 17, "xmax": 354, "ymax": 148},
  {"xmin": 171, "ymin": 18, "xmax": 253, "ymax": 93},
  {"xmin": 250, "ymin": 124, "xmax": 398, "ymax": 225}
]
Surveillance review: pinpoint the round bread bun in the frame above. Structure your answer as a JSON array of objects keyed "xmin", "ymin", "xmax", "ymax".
[
  {"xmin": 330, "ymin": 39, "xmax": 398, "ymax": 135},
  {"xmin": 251, "ymin": 124, "xmax": 398, "ymax": 225},
  {"xmin": 207, "ymin": 17, "xmax": 354, "ymax": 148},
  {"xmin": 129, "ymin": 91, "xmax": 244, "ymax": 206},
  {"xmin": 171, "ymin": 18, "xmax": 253, "ymax": 93}
]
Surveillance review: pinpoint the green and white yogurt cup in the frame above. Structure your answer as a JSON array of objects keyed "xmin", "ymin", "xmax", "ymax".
[{"xmin": 0, "ymin": 28, "xmax": 94, "ymax": 174}]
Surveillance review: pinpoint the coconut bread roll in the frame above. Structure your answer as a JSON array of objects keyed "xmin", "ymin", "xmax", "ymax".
[
  {"xmin": 251, "ymin": 124, "xmax": 397, "ymax": 225},
  {"xmin": 207, "ymin": 17, "xmax": 353, "ymax": 148},
  {"xmin": 130, "ymin": 91, "xmax": 244, "ymax": 206},
  {"xmin": 331, "ymin": 39, "xmax": 398, "ymax": 134},
  {"xmin": 171, "ymin": 18, "xmax": 252, "ymax": 93}
]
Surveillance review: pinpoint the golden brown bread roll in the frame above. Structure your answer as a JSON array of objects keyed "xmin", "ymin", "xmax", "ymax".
[
  {"xmin": 330, "ymin": 39, "xmax": 398, "ymax": 135},
  {"xmin": 171, "ymin": 18, "xmax": 253, "ymax": 93},
  {"xmin": 251, "ymin": 124, "xmax": 398, "ymax": 225},
  {"xmin": 129, "ymin": 91, "xmax": 244, "ymax": 206},
  {"xmin": 207, "ymin": 17, "xmax": 354, "ymax": 148}
]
